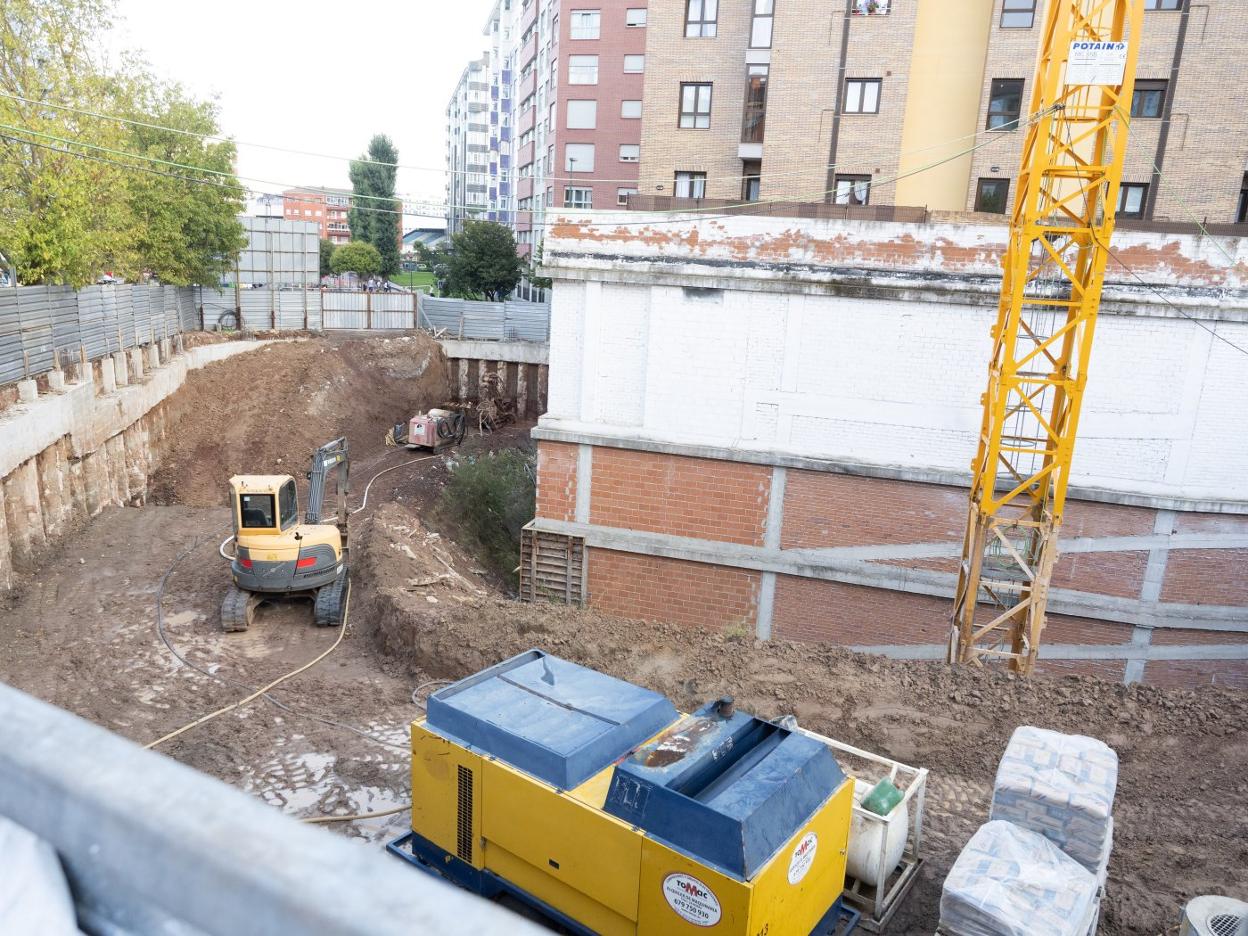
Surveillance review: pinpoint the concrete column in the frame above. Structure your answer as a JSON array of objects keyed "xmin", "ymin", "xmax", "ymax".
[
  {"xmin": 17, "ymin": 379, "xmax": 37, "ymax": 404},
  {"xmin": 457, "ymin": 359, "xmax": 469, "ymax": 403},
  {"xmin": 47, "ymin": 370, "xmax": 66, "ymax": 392},
  {"xmin": 112, "ymin": 351, "xmax": 129, "ymax": 388},
  {"xmin": 1126, "ymin": 509, "xmax": 1178, "ymax": 685},
  {"xmin": 2, "ymin": 459, "xmax": 47, "ymax": 567},
  {"xmin": 147, "ymin": 344, "xmax": 162, "ymax": 371},
  {"xmin": 105, "ymin": 435, "xmax": 130, "ymax": 506},
  {"xmin": 128, "ymin": 346, "xmax": 145, "ymax": 382},
  {"xmin": 99, "ymin": 360, "xmax": 116, "ymax": 396},
  {"xmin": 67, "ymin": 457, "xmax": 89, "ymax": 522},
  {"xmin": 756, "ymin": 467, "xmax": 787, "ymax": 641},
  {"xmin": 516, "ymin": 364, "xmax": 528, "ymax": 419},
  {"xmin": 35, "ymin": 440, "xmax": 71, "ymax": 541},
  {"xmin": 537, "ymin": 364, "xmax": 549, "ymax": 414},
  {"xmin": 123, "ymin": 423, "xmax": 148, "ymax": 504},
  {"xmin": 0, "ymin": 495, "xmax": 12, "ymax": 590},
  {"xmin": 81, "ymin": 449, "xmax": 110, "ymax": 517}
]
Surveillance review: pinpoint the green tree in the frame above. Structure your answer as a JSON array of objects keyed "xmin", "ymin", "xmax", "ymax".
[
  {"xmin": 348, "ymin": 135, "xmax": 401, "ymax": 277},
  {"xmin": 319, "ymin": 238, "xmax": 335, "ymax": 277},
  {"xmin": 330, "ymin": 241, "xmax": 381, "ymax": 279},
  {"xmin": 0, "ymin": 0, "xmax": 246, "ymax": 286},
  {"xmin": 427, "ymin": 221, "xmax": 523, "ymax": 301}
]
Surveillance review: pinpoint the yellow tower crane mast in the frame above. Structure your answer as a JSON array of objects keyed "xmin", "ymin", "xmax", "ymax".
[{"xmin": 950, "ymin": 0, "xmax": 1144, "ymax": 674}]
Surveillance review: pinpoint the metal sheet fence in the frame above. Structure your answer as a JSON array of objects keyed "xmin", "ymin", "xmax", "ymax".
[
  {"xmin": 0, "ymin": 283, "xmax": 197, "ymax": 386},
  {"xmin": 419, "ymin": 297, "xmax": 550, "ymax": 341}
]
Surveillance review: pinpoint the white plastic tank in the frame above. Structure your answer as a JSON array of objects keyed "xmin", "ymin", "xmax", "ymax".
[
  {"xmin": 845, "ymin": 778, "xmax": 909, "ymax": 886},
  {"xmin": 1179, "ymin": 896, "xmax": 1248, "ymax": 936}
]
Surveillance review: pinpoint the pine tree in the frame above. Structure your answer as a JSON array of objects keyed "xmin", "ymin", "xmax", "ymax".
[{"xmin": 348, "ymin": 135, "xmax": 402, "ymax": 278}]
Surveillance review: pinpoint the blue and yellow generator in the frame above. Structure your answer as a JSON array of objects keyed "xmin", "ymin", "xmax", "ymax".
[{"xmin": 388, "ymin": 650, "xmax": 857, "ymax": 935}]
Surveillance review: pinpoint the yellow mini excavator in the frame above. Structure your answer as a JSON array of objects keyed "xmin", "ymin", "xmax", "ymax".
[{"xmin": 221, "ymin": 438, "xmax": 349, "ymax": 632}]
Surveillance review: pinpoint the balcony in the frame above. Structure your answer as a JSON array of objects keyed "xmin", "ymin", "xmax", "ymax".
[
  {"xmin": 520, "ymin": 34, "xmax": 537, "ymax": 68},
  {"xmin": 518, "ymin": 141, "xmax": 535, "ymax": 168},
  {"xmin": 518, "ymin": 70, "xmax": 537, "ymax": 102},
  {"xmin": 518, "ymin": 106, "xmax": 535, "ymax": 136},
  {"xmin": 520, "ymin": 0, "xmax": 538, "ymax": 36},
  {"xmin": 517, "ymin": 176, "xmax": 534, "ymax": 200}
]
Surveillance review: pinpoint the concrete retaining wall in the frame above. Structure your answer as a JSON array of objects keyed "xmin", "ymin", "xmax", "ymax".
[
  {"xmin": 442, "ymin": 339, "xmax": 549, "ymax": 418},
  {"xmin": 0, "ymin": 338, "xmax": 273, "ymax": 590}
]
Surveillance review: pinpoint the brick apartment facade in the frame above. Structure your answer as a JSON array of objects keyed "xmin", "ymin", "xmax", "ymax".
[
  {"xmin": 282, "ymin": 186, "xmax": 353, "ymax": 245},
  {"xmin": 636, "ymin": 0, "xmax": 1248, "ymax": 221},
  {"xmin": 531, "ymin": 212, "xmax": 1248, "ymax": 688}
]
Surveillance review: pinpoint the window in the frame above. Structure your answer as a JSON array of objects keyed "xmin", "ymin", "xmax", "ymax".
[
  {"xmin": 279, "ymin": 480, "xmax": 297, "ymax": 529},
  {"xmin": 619, "ymin": 144, "xmax": 640, "ymax": 162},
  {"xmin": 626, "ymin": 8, "xmax": 646, "ymax": 26},
  {"xmin": 1000, "ymin": 0, "xmax": 1036, "ymax": 27},
  {"xmin": 741, "ymin": 65, "xmax": 768, "ymax": 142},
  {"xmin": 1238, "ymin": 173, "xmax": 1248, "ymax": 223},
  {"xmin": 624, "ymin": 54, "xmax": 645, "ymax": 73},
  {"xmin": 987, "ymin": 78, "xmax": 1024, "ymax": 130},
  {"xmin": 564, "ymin": 186, "xmax": 592, "ymax": 208},
  {"xmin": 621, "ymin": 99, "xmax": 642, "ymax": 118},
  {"xmin": 679, "ymin": 83, "xmax": 713, "ymax": 128},
  {"xmin": 685, "ymin": 0, "xmax": 717, "ymax": 37},
  {"xmin": 570, "ymin": 10, "xmax": 600, "ymax": 39},
  {"xmin": 239, "ymin": 493, "xmax": 275, "ymax": 529},
  {"xmin": 975, "ymin": 178, "xmax": 1010, "ymax": 213},
  {"xmin": 568, "ymin": 55, "xmax": 598, "ymax": 84},
  {"xmin": 742, "ymin": 160, "xmax": 761, "ymax": 202},
  {"xmin": 834, "ymin": 174, "xmax": 871, "ymax": 205},
  {"xmin": 844, "ymin": 79, "xmax": 881, "ymax": 114},
  {"xmin": 1117, "ymin": 182, "xmax": 1148, "ymax": 219},
  {"xmin": 851, "ymin": 0, "xmax": 889, "ymax": 12},
  {"xmin": 565, "ymin": 143, "xmax": 595, "ymax": 172},
  {"xmin": 674, "ymin": 171, "xmax": 707, "ymax": 198},
  {"xmin": 750, "ymin": 0, "xmax": 774, "ymax": 47},
  {"xmin": 567, "ymin": 99, "xmax": 597, "ymax": 128},
  {"xmin": 617, "ymin": 187, "xmax": 638, "ymax": 206},
  {"xmin": 1131, "ymin": 80, "xmax": 1167, "ymax": 118},
  {"xmin": 1144, "ymin": 0, "xmax": 1182, "ymax": 8}
]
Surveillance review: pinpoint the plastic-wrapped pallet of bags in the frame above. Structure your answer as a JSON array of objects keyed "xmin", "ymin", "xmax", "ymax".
[
  {"xmin": 0, "ymin": 815, "xmax": 82, "ymax": 935},
  {"xmin": 989, "ymin": 726, "xmax": 1117, "ymax": 876},
  {"xmin": 939, "ymin": 820, "xmax": 1099, "ymax": 936}
]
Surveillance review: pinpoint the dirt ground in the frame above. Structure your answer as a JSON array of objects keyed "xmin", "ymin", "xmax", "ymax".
[{"xmin": 2, "ymin": 335, "xmax": 1245, "ymax": 935}]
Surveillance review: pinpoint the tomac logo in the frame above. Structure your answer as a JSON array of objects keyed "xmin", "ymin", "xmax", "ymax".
[
  {"xmin": 787, "ymin": 832, "xmax": 819, "ymax": 885},
  {"xmin": 662, "ymin": 873, "xmax": 722, "ymax": 927}
]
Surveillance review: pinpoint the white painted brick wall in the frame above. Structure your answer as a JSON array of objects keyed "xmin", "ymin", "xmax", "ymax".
[{"xmin": 542, "ymin": 280, "xmax": 1248, "ymax": 504}]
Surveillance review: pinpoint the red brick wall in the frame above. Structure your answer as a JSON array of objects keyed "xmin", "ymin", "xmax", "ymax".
[
  {"xmin": 590, "ymin": 448, "xmax": 771, "ymax": 545},
  {"xmin": 587, "ymin": 548, "xmax": 760, "ymax": 632},
  {"xmin": 1043, "ymin": 614, "xmax": 1133, "ymax": 645},
  {"xmin": 1161, "ymin": 548, "xmax": 1248, "ymax": 605},
  {"xmin": 535, "ymin": 441, "xmax": 578, "ymax": 523},
  {"xmin": 1141, "ymin": 660, "xmax": 1248, "ymax": 690},
  {"xmin": 771, "ymin": 576, "xmax": 949, "ymax": 645}
]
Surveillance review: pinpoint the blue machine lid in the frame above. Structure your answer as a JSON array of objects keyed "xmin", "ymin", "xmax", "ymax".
[
  {"xmin": 425, "ymin": 650, "xmax": 678, "ymax": 790},
  {"xmin": 603, "ymin": 701, "xmax": 846, "ymax": 880}
]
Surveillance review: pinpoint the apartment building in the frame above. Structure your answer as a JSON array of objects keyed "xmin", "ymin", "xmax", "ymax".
[
  {"xmin": 449, "ymin": 0, "xmax": 648, "ymax": 257},
  {"xmin": 446, "ymin": 56, "xmax": 495, "ymax": 235},
  {"xmin": 282, "ymin": 187, "xmax": 353, "ymax": 244},
  {"xmin": 637, "ymin": 0, "xmax": 1248, "ymax": 222}
]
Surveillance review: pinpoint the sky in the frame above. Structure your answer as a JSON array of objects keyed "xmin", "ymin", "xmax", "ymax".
[{"xmin": 104, "ymin": 0, "xmax": 495, "ymax": 228}]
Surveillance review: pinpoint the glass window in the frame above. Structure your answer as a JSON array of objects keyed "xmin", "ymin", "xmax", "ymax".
[
  {"xmin": 565, "ymin": 143, "xmax": 595, "ymax": 172},
  {"xmin": 567, "ymin": 99, "xmax": 597, "ymax": 128},
  {"xmin": 617, "ymin": 187, "xmax": 638, "ymax": 205},
  {"xmin": 685, "ymin": 0, "xmax": 717, "ymax": 37},
  {"xmin": 1000, "ymin": 0, "xmax": 1036, "ymax": 27},
  {"xmin": 1144, "ymin": 0, "xmax": 1181, "ymax": 8},
  {"xmin": 564, "ymin": 186, "xmax": 592, "ymax": 208},
  {"xmin": 621, "ymin": 99, "xmax": 642, "ymax": 118},
  {"xmin": 834, "ymin": 175, "xmax": 871, "ymax": 205},
  {"xmin": 626, "ymin": 8, "xmax": 647, "ymax": 26},
  {"xmin": 570, "ymin": 10, "xmax": 600, "ymax": 39},
  {"xmin": 750, "ymin": 0, "xmax": 774, "ymax": 47},
  {"xmin": 674, "ymin": 171, "xmax": 707, "ymax": 198},
  {"xmin": 240, "ymin": 493, "xmax": 276, "ymax": 529},
  {"xmin": 279, "ymin": 480, "xmax": 298, "ymax": 528},
  {"xmin": 741, "ymin": 65, "xmax": 768, "ymax": 142},
  {"xmin": 1131, "ymin": 80, "xmax": 1167, "ymax": 118},
  {"xmin": 987, "ymin": 78, "xmax": 1024, "ymax": 130},
  {"xmin": 679, "ymin": 83, "xmax": 713, "ymax": 128},
  {"xmin": 1117, "ymin": 182, "xmax": 1148, "ymax": 219},
  {"xmin": 619, "ymin": 144, "xmax": 641, "ymax": 162},
  {"xmin": 844, "ymin": 79, "xmax": 881, "ymax": 114},
  {"xmin": 1239, "ymin": 173, "xmax": 1248, "ymax": 224},
  {"xmin": 624, "ymin": 54, "xmax": 645, "ymax": 73},
  {"xmin": 568, "ymin": 55, "xmax": 598, "ymax": 84},
  {"xmin": 742, "ymin": 160, "xmax": 761, "ymax": 202},
  {"xmin": 850, "ymin": 0, "xmax": 889, "ymax": 12},
  {"xmin": 975, "ymin": 178, "xmax": 1010, "ymax": 213}
]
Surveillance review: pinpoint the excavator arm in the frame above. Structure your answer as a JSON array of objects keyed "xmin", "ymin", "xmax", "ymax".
[{"xmin": 305, "ymin": 437, "xmax": 349, "ymax": 533}]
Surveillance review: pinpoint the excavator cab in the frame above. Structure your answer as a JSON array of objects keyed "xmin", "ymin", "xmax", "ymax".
[{"xmin": 221, "ymin": 439, "xmax": 350, "ymax": 632}]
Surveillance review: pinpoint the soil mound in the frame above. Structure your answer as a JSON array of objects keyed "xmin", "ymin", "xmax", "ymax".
[
  {"xmin": 354, "ymin": 497, "xmax": 1248, "ymax": 936},
  {"xmin": 151, "ymin": 335, "xmax": 450, "ymax": 506}
]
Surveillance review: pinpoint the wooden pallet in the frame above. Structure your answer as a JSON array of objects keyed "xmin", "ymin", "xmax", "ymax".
[{"xmin": 519, "ymin": 524, "xmax": 586, "ymax": 606}]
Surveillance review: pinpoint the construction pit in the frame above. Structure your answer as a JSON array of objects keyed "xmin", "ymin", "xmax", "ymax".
[{"xmin": 1, "ymin": 334, "xmax": 1245, "ymax": 936}]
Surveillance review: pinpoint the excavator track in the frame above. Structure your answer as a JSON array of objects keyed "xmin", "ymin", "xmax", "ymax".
[
  {"xmin": 313, "ymin": 568, "xmax": 349, "ymax": 627},
  {"xmin": 221, "ymin": 585, "xmax": 261, "ymax": 632}
]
